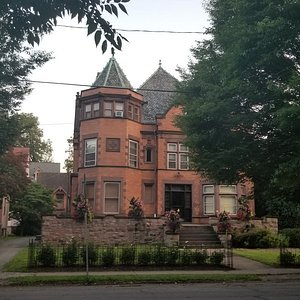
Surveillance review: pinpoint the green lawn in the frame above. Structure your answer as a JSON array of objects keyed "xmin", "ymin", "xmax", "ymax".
[
  {"xmin": 233, "ymin": 248, "xmax": 280, "ymax": 266},
  {"xmin": 3, "ymin": 248, "xmax": 29, "ymax": 272}
]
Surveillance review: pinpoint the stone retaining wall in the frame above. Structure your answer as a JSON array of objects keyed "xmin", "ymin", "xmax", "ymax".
[{"xmin": 42, "ymin": 215, "xmax": 166, "ymax": 245}]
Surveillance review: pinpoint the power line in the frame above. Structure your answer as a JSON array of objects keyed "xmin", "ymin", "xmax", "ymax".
[
  {"xmin": 25, "ymin": 79, "xmax": 184, "ymax": 93},
  {"xmin": 56, "ymin": 24, "xmax": 206, "ymax": 34}
]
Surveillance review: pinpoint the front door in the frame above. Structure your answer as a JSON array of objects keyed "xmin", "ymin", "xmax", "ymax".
[{"xmin": 165, "ymin": 184, "xmax": 192, "ymax": 222}]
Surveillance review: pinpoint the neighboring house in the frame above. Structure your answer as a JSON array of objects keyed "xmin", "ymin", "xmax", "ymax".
[
  {"xmin": 70, "ymin": 56, "xmax": 254, "ymax": 224},
  {"xmin": 30, "ymin": 162, "xmax": 70, "ymax": 216}
]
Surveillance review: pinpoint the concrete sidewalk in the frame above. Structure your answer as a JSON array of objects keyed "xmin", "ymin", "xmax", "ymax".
[{"xmin": 1, "ymin": 237, "xmax": 300, "ymax": 280}]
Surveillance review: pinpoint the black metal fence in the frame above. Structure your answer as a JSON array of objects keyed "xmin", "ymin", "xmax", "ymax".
[{"xmin": 28, "ymin": 239, "xmax": 233, "ymax": 269}]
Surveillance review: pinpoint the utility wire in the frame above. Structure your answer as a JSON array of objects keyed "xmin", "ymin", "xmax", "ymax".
[
  {"xmin": 24, "ymin": 79, "xmax": 185, "ymax": 93},
  {"xmin": 56, "ymin": 24, "xmax": 206, "ymax": 34}
]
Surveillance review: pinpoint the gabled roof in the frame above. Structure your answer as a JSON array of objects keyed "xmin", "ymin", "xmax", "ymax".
[
  {"xmin": 92, "ymin": 56, "xmax": 132, "ymax": 88},
  {"xmin": 36, "ymin": 172, "xmax": 69, "ymax": 193},
  {"xmin": 138, "ymin": 65, "xmax": 179, "ymax": 123}
]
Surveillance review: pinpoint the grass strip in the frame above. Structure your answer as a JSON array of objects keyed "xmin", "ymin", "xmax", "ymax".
[
  {"xmin": 3, "ymin": 248, "xmax": 29, "ymax": 272},
  {"xmin": 6, "ymin": 274, "xmax": 260, "ymax": 286},
  {"xmin": 233, "ymin": 248, "xmax": 280, "ymax": 266}
]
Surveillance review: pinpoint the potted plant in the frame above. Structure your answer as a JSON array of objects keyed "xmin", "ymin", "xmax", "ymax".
[{"xmin": 165, "ymin": 209, "xmax": 181, "ymax": 234}]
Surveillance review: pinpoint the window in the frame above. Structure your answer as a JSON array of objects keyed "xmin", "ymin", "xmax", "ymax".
[
  {"xmin": 219, "ymin": 185, "xmax": 237, "ymax": 214},
  {"xmin": 167, "ymin": 142, "xmax": 189, "ymax": 170},
  {"xmin": 145, "ymin": 147, "xmax": 153, "ymax": 163},
  {"xmin": 104, "ymin": 101, "xmax": 113, "ymax": 117},
  {"xmin": 128, "ymin": 104, "xmax": 133, "ymax": 119},
  {"xmin": 106, "ymin": 138, "xmax": 120, "ymax": 152},
  {"xmin": 203, "ymin": 185, "xmax": 215, "ymax": 215},
  {"xmin": 144, "ymin": 183, "xmax": 154, "ymax": 203},
  {"xmin": 85, "ymin": 182, "xmax": 95, "ymax": 210},
  {"xmin": 84, "ymin": 102, "xmax": 100, "ymax": 119},
  {"xmin": 84, "ymin": 138, "xmax": 97, "ymax": 167},
  {"xmin": 104, "ymin": 182, "xmax": 120, "ymax": 213},
  {"xmin": 134, "ymin": 106, "xmax": 140, "ymax": 121},
  {"xmin": 115, "ymin": 102, "xmax": 124, "ymax": 115},
  {"xmin": 129, "ymin": 140, "xmax": 138, "ymax": 168}
]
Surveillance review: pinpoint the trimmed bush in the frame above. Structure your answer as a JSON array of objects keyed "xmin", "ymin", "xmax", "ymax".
[
  {"xmin": 137, "ymin": 249, "xmax": 152, "ymax": 265},
  {"xmin": 193, "ymin": 249, "xmax": 209, "ymax": 265},
  {"xmin": 37, "ymin": 244, "xmax": 56, "ymax": 267},
  {"xmin": 120, "ymin": 246, "xmax": 136, "ymax": 265},
  {"xmin": 209, "ymin": 251, "xmax": 224, "ymax": 265},
  {"xmin": 280, "ymin": 228, "xmax": 300, "ymax": 248},
  {"xmin": 62, "ymin": 240, "xmax": 78, "ymax": 267},
  {"xmin": 181, "ymin": 249, "xmax": 194, "ymax": 265},
  {"xmin": 280, "ymin": 250, "xmax": 296, "ymax": 266},
  {"xmin": 152, "ymin": 245, "xmax": 167, "ymax": 265},
  {"xmin": 165, "ymin": 247, "xmax": 179, "ymax": 265},
  {"xmin": 232, "ymin": 228, "xmax": 283, "ymax": 248},
  {"xmin": 101, "ymin": 247, "xmax": 115, "ymax": 266},
  {"xmin": 81, "ymin": 243, "xmax": 98, "ymax": 266}
]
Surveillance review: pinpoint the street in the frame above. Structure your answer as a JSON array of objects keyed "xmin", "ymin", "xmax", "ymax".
[{"xmin": 1, "ymin": 281, "xmax": 300, "ymax": 300}]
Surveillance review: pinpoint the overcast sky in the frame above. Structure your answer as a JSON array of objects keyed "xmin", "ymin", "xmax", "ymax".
[{"xmin": 21, "ymin": 0, "xmax": 209, "ymax": 171}]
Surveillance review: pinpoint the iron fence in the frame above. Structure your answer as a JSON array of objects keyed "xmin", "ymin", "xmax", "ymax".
[{"xmin": 28, "ymin": 239, "xmax": 233, "ymax": 269}]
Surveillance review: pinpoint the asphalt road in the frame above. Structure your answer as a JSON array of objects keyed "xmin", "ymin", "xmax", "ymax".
[
  {"xmin": 0, "ymin": 237, "xmax": 30, "ymax": 270},
  {"xmin": 0, "ymin": 281, "xmax": 300, "ymax": 300}
]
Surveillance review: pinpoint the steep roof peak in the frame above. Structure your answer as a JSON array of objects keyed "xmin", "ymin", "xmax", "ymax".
[{"xmin": 92, "ymin": 56, "xmax": 132, "ymax": 89}]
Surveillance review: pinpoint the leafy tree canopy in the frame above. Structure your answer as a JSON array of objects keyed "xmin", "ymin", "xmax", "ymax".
[
  {"xmin": 15, "ymin": 113, "xmax": 53, "ymax": 162},
  {"xmin": 177, "ymin": 0, "xmax": 300, "ymax": 221},
  {"xmin": 64, "ymin": 136, "xmax": 74, "ymax": 173},
  {"xmin": 11, "ymin": 182, "xmax": 54, "ymax": 236},
  {"xmin": 0, "ymin": 0, "xmax": 130, "ymax": 53}
]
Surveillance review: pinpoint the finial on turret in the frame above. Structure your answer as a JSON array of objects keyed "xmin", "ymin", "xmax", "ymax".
[{"xmin": 159, "ymin": 59, "xmax": 162, "ymax": 67}]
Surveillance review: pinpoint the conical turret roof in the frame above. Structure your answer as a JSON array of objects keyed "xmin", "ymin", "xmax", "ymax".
[{"xmin": 92, "ymin": 56, "xmax": 132, "ymax": 88}]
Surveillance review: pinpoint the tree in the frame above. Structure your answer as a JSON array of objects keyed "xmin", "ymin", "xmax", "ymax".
[
  {"xmin": 0, "ymin": 150, "xmax": 29, "ymax": 199},
  {"xmin": 177, "ymin": 0, "xmax": 300, "ymax": 225},
  {"xmin": 64, "ymin": 137, "xmax": 74, "ymax": 173},
  {"xmin": 11, "ymin": 182, "xmax": 54, "ymax": 236},
  {"xmin": 15, "ymin": 113, "xmax": 53, "ymax": 162},
  {"xmin": 0, "ymin": 0, "xmax": 130, "ymax": 53}
]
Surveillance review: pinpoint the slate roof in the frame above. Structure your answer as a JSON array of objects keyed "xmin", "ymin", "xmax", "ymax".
[
  {"xmin": 138, "ymin": 66, "xmax": 179, "ymax": 123},
  {"xmin": 29, "ymin": 162, "xmax": 60, "ymax": 177},
  {"xmin": 37, "ymin": 172, "xmax": 69, "ymax": 193},
  {"xmin": 92, "ymin": 56, "xmax": 132, "ymax": 88}
]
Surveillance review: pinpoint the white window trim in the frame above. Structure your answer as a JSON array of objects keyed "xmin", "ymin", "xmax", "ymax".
[
  {"xmin": 203, "ymin": 195, "xmax": 215, "ymax": 215},
  {"xmin": 179, "ymin": 153, "xmax": 189, "ymax": 170},
  {"xmin": 219, "ymin": 185, "xmax": 237, "ymax": 194},
  {"xmin": 167, "ymin": 143, "xmax": 177, "ymax": 152},
  {"xmin": 203, "ymin": 184, "xmax": 214, "ymax": 194},
  {"xmin": 167, "ymin": 153, "xmax": 177, "ymax": 169},
  {"xmin": 129, "ymin": 140, "xmax": 138, "ymax": 168},
  {"xmin": 84, "ymin": 138, "xmax": 97, "ymax": 167},
  {"xmin": 179, "ymin": 143, "xmax": 189, "ymax": 152}
]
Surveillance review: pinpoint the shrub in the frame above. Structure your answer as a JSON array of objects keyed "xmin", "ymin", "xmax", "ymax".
[
  {"xmin": 152, "ymin": 245, "xmax": 166, "ymax": 265},
  {"xmin": 232, "ymin": 228, "xmax": 283, "ymax": 248},
  {"xmin": 62, "ymin": 240, "xmax": 78, "ymax": 267},
  {"xmin": 165, "ymin": 247, "xmax": 179, "ymax": 265},
  {"xmin": 280, "ymin": 250, "xmax": 296, "ymax": 266},
  {"xmin": 101, "ymin": 247, "xmax": 115, "ymax": 267},
  {"xmin": 37, "ymin": 244, "xmax": 56, "ymax": 267},
  {"xmin": 181, "ymin": 249, "xmax": 194, "ymax": 265},
  {"xmin": 137, "ymin": 249, "xmax": 152, "ymax": 265},
  {"xmin": 280, "ymin": 228, "xmax": 300, "ymax": 248},
  {"xmin": 209, "ymin": 251, "xmax": 225, "ymax": 265},
  {"xmin": 193, "ymin": 249, "xmax": 209, "ymax": 265},
  {"xmin": 120, "ymin": 246, "xmax": 136, "ymax": 265},
  {"xmin": 81, "ymin": 243, "xmax": 97, "ymax": 266}
]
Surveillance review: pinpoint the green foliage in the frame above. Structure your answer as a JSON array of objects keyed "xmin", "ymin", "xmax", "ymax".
[
  {"xmin": 11, "ymin": 182, "xmax": 54, "ymax": 236},
  {"xmin": 0, "ymin": 150, "xmax": 29, "ymax": 199},
  {"xmin": 137, "ymin": 249, "xmax": 152, "ymax": 265},
  {"xmin": 152, "ymin": 245, "xmax": 167, "ymax": 265},
  {"xmin": 64, "ymin": 137, "xmax": 74, "ymax": 173},
  {"xmin": 193, "ymin": 249, "xmax": 209, "ymax": 265},
  {"xmin": 62, "ymin": 240, "xmax": 78, "ymax": 267},
  {"xmin": 280, "ymin": 228, "xmax": 300, "ymax": 248},
  {"xmin": 177, "ymin": 0, "xmax": 300, "ymax": 219},
  {"xmin": 280, "ymin": 250, "xmax": 297, "ymax": 266},
  {"xmin": 80, "ymin": 243, "xmax": 98, "ymax": 266},
  {"xmin": 232, "ymin": 228, "xmax": 285, "ymax": 248},
  {"xmin": 120, "ymin": 246, "xmax": 136, "ymax": 265},
  {"xmin": 14, "ymin": 113, "xmax": 53, "ymax": 162},
  {"xmin": 101, "ymin": 247, "xmax": 115, "ymax": 267},
  {"xmin": 0, "ymin": 0, "xmax": 130, "ymax": 53},
  {"xmin": 128, "ymin": 197, "xmax": 144, "ymax": 220},
  {"xmin": 37, "ymin": 244, "xmax": 56, "ymax": 267},
  {"xmin": 165, "ymin": 247, "xmax": 179, "ymax": 265},
  {"xmin": 181, "ymin": 248, "xmax": 194, "ymax": 265},
  {"xmin": 209, "ymin": 251, "xmax": 224, "ymax": 265}
]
